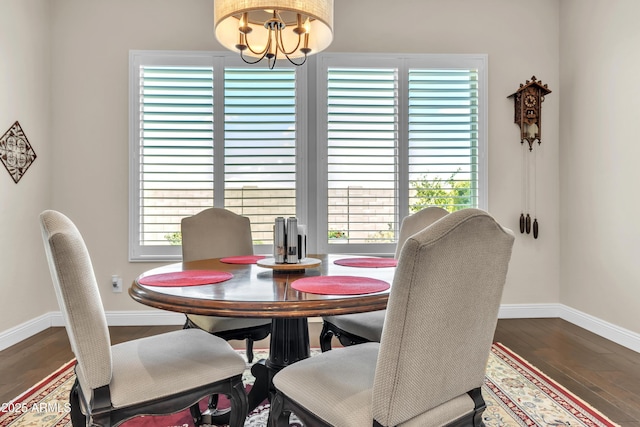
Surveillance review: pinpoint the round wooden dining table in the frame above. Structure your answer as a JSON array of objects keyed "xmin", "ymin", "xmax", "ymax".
[{"xmin": 129, "ymin": 253, "xmax": 395, "ymax": 420}]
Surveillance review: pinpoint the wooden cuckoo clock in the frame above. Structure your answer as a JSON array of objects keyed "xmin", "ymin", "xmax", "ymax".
[
  {"xmin": 508, "ymin": 76, "xmax": 552, "ymax": 151},
  {"xmin": 508, "ymin": 76, "xmax": 552, "ymax": 240}
]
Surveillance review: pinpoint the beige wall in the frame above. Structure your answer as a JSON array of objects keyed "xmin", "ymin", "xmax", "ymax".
[
  {"xmin": 560, "ymin": 1, "xmax": 640, "ymax": 333},
  {"xmin": 0, "ymin": 0, "xmax": 55, "ymax": 332},
  {"xmin": 12, "ymin": 0, "xmax": 622, "ymax": 334},
  {"xmin": 47, "ymin": 0, "xmax": 227, "ymax": 314},
  {"xmin": 45, "ymin": 0, "xmax": 561, "ymax": 315},
  {"xmin": 330, "ymin": 0, "xmax": 561, "ymax": 307}
]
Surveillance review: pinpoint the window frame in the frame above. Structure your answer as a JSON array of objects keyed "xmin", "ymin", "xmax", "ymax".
[
  {"xmin": 128, "ymin": 50, "xmax": 308, "ymax": 261},
  {"xmin": 314, "ymin": 53, "xmax": 488, "ymax": 255},
  {"xmin": 129, "ymin": 51, "xmax": 487, "ymax": 261}
]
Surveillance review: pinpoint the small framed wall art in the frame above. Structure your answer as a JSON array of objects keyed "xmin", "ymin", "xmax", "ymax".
[{"xmin": 0, "ymin": 121, "xmax": 36, "ymax": 184}]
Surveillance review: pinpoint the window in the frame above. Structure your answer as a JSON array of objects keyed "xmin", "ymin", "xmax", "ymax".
[
  {"xmin": 323, "ymin": 67, "xmax": 399, "ymax": 250},
  {"xmin": 223, "ymin": 68, "xmax": 299, "ymax": 247},
  {"xmin": 129, "ymin": 52, "xmax": 305, "ymax": 261},
  {"xmin": 132, "ymin": 62, "xmax": 214, "ymax": 257},
  {"xmin": 407, "ymin": 69, "xmax": 480, "ymax": 213},
  {"xmin": 130, "ymin": 51, "xmax": 486, "ymax": 261},
  {"xmin": 316, "ymin": 54, "xmax": 486, "ymax": 254}
]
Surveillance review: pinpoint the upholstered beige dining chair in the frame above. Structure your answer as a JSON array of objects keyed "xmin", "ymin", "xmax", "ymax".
[
  {"xmin": 270, "ymin": 208, "xmax": 514, "ymax": 427},
  {"xmin": 40, "ymin": 210, "xmax": 248, "ymax": 427},
  {"xmin": 181, "ymin": 207, "xmax": 271, "ymax": 363},
  {"xmin": 320, "ymin": 206, "xmax": 449, "ymax": 352}
]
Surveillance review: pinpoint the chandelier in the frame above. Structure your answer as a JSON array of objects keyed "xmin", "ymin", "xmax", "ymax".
[{"xmin": 214, "ymin": 0, "xmax": 334, "ymax": 69}]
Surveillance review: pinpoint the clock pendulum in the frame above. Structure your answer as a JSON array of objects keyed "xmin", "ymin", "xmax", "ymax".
[
  {"xmin": 520, "ymin": 140, "xmax": 535, "ymax": 236},
  {"xmin": 520, "ymin": 140, "xmax": 528, "ymax": 234},
  {"xmin": 532, "ymin": 145, "xmax": 539, "ymax": 239}
]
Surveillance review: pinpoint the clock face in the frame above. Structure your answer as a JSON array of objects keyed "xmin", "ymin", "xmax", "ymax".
[{"xmin": 524, "ymin": 94, "xmax": 537, "ymax": 108}]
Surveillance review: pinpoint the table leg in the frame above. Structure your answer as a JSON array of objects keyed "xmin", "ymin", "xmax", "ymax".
[
  {"xmin": 206, "ymin": 317, "xmax": 310, "ymax": 425},
  {"xmin": 247, "ymin": 317, "xmax": 310, "ymax": 408},
  {"xmin": 267, "ymin": 317, "xmax": 311, "ymax": 371}
]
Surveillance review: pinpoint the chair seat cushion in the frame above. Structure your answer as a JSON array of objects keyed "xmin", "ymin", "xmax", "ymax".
[
  {"xmin": 324, "ymin": 310, "xmax": 386, "ymax": 342},
  {"xmin": 273, "ymin": 343, "xmax": 474, "ymax": 427},
  {"xmin": 78, "ymin": 329, "xmax": 246, "ymax": 408},
  {"xmin": 273, "ymin": 343, "xmax": 379, "ymax": 426},
  {"xmin": 188, "ymin": 314, "xmax": 271, "ymax": 333}
]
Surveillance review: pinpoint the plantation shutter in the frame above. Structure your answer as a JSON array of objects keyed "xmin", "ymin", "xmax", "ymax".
[
  {"xmin": 224, "ymin": 68, "xmax": 297, "ymax": 245},
  {"xmin": 138, "ymin": 66, "xmax": 214, "ymax": 246},
  {"xmin": 326, "ymin": 68, "xmax": 398, "ymax": 245},
  {"xmin": 408, "ymin": 69, "xmax": 479, "ymax": 212},
  {"xmin": 130, "ymin": 52, "xmax": 485, "ymax": 260}
]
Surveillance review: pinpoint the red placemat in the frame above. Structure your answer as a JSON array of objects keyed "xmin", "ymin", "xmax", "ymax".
[
  {"xmin": 138, "ymin": 270, "xmax": 233, "ymax": 287},
  {"xmin": 334, "ymin": 257, "xmax": 398, "ymax": 268},
  {"xmin": 220, "ymin": 255, "xmax": 267, "ymax": 264},
  {"xmin": 291, "ymin": 275, "xmax": 390, "ymax": 295}
]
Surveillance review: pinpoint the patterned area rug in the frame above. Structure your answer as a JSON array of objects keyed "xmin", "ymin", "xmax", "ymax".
[{"xmin": 0, "ymin": 343, "xmax": 619, "ymax": 427}]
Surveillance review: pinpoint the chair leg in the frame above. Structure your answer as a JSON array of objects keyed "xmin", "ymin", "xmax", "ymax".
[
  {"xmin": 468, "ymin": 387, "xmax": 486, "ymax": 427},
  {"xmin": 189, "ymin": 402, "xmax": 203, "ymax": 426},
  {"xmin": 228, "ymin": 378, "xmax": 249, "ymax": 427},
  {"xmin": 69, "ymin": 378, "xmax": 87, "ymax": 427},
  {"xmin": 319, "ymin": 322, "xmax": 334, "ymax": 352},
  {"xmin": 245, "ymin": 337, "xmax": 255, "ymax": 363},
  {"xmin": 91, "ymin": 412, "xmax": 111, "ymax": 427},
  {"xmin": 268, "ymin": 392, "xmax": 291, "ymax": 427},
  {"xmin": 182, "ymin": 315, "xmax": 192, "ymax": 329},
  {"xmin": 208, "ymin": 393, "xmax": 219, "ymax": 412}
]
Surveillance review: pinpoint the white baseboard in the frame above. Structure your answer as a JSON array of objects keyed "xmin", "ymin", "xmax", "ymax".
[
  {"xmin": 559, "ymin": 305, "xmax": 640, "ymax": 353},
  {"xmin": 1, "ymin": 311, "xmax": 186, "ymax": 351},
  {"xmin": 0, "ymin": 313, "xmax": 54, "ymax": 351},
  {"xmin": 2, "ymin": 304, "xmax": 639, "ymax": 353},
  {"xmin": 48, "ymin": 310, "xmax": 185, "ymax": 327},
  {"xmin": 498, "ymin": 303, "xmax": 561, "ymax": 318}
]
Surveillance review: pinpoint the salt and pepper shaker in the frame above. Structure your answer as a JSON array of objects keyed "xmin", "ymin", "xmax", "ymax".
[
  {"xmin": 274, "ymin": 217, "xmax": 286, "ymax": 264},
  {"xmin": 273, "ymin": 217, "xmax": 306, "ymax": 264},
  {"xmin": 286, "ymin": 217, "xmax": 298, "ymax": 264}
]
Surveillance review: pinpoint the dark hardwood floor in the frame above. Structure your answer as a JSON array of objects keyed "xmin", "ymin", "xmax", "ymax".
[
  {"xmin": 493, "ymin": 318, "xmax": 640, "ymax": 426},
  {"xmin": 0, "ymin": 318, "xmax": 638, "ymax": 426}
]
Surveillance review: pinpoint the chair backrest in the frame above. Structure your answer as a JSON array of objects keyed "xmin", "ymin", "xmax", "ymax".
[
  {"xmin": 40, "ymin": 210, "xmax": 112, "ymax": 391},
  {"xmin": 181, "ymin": 208, "xmax": 254, "ymax": 262},
  {"xmin": 373, "ymin": 208, "xmax": 514, "ymax": 426},
  {"xmin": 395, "ymin": 206, "xmax": 449, "ymax": 258}
]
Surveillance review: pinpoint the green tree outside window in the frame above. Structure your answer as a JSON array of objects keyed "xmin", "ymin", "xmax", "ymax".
[{"xmin": 411, "ymin": 172, "xmax": 472, "ymax": 213}]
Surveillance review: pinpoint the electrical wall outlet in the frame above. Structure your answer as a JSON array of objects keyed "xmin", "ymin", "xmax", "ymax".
[{"xmin": 111, "ymin": 275, "xmax": 123, "ymax": 293}]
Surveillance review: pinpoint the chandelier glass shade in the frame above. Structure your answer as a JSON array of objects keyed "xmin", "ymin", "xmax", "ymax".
[{"xmin": 214, "ymin": 0, "xmax": 334, "ymax": 68}]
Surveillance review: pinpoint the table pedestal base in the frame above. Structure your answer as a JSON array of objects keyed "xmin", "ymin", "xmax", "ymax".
[
  {"xmin": 250, "ymin": 317, "xmax": 310, "ymax": 406},
  {"xmin": 208, "ymin": 317, "xmax": 310, "ymax": 425}
]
